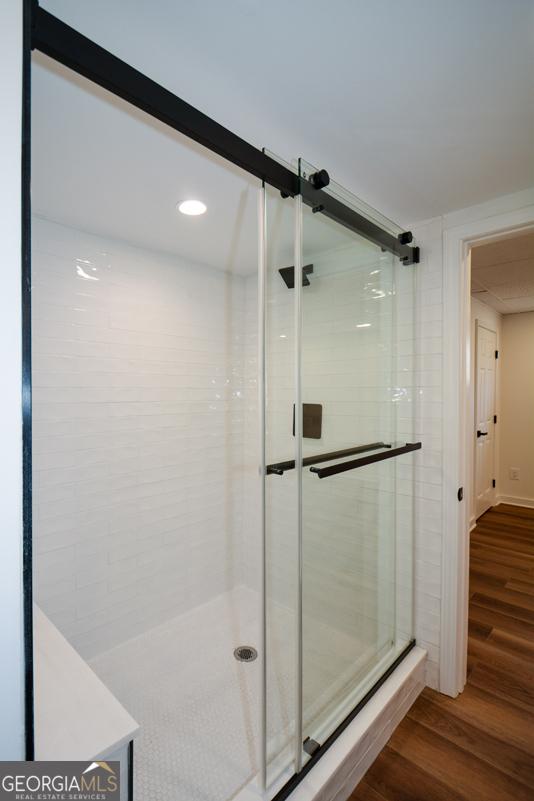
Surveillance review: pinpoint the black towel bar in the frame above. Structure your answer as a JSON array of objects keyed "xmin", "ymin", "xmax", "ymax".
[
  {"xmin": 266, "ymin": 441, "xmax": 390, "ymax": 476},
  {"xmin": 309, "ymin": 442, "xmax": 422, "ymax": 479}
]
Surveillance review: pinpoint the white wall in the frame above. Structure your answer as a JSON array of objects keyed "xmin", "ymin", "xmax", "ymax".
[
  {"xmin": 408, "ymin": 216, "xmax": 444, "ymax": 690},
  {"xmin": 469, "ymin": 297, "xmax": 502, "ymax": 525},
  {"xmin": 32, "ymin": 217, "xmax": 252, "ymax": 658},
  {"xmin": 0, "ymin": 0, "xmax": 25, "ymax": 759},
  {"xmin": 499, "ymin": 311, "xmax": 534, "ymax": 505}
]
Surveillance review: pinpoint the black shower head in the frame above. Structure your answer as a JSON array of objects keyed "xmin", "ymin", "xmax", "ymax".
[{"xmin": 278, "ymin": 264, "xmax": 314, "ymax": 289}]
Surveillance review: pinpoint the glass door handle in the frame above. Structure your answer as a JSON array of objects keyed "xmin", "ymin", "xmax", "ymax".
[
  {"xmin": 266, "ymin": 441, "xmax": 390, "ymax": 476},
  {"xmin": 309, "ymin": 442, "xmax": 422, "ymax": 479}
]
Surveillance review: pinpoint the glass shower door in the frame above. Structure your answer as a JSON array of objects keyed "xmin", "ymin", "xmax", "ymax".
[
  {"xmin": 297, "ymin": 161, "xmax": 416, "ymax": 758},
  {"xmin": 261, "ymin": 158, "xmax": 417, "ymax": 789}
]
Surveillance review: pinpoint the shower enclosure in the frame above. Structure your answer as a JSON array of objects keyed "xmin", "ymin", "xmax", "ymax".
[
  {"xmin": 28, "ymin": 6, "xmax": 420, "ymax": 801},
  {"xmin": 261, "ymin": 164, "xmax": 418, "ymax": 794}
]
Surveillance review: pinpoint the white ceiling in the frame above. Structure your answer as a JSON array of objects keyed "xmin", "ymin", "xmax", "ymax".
[
  {"xmin": 31, "ymin": 54, "xmax": 263, "ymax": 274},
  {"xmin": 38, "ymin": 0, "xmax": 534, "ymax": 226},
  {"xmin": 471, "ymin": 231, "xmax": 534, "ymax": 313}
]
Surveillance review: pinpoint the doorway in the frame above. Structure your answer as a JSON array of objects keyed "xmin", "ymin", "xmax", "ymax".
[
  {"xmin": 440, "ymin": 212, "xmax": 534, "ymax": 700},
  {"xmin": 470, "ymin": 229, "xmax": 534, "ymax": 523},
  {"xmin": 473, "ymin": 322, "xmax": 497, "ymax": 520}
]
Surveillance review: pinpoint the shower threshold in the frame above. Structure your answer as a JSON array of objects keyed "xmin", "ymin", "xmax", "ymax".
[
  {"xmin": 270, "ymin": 639, "xmax": 417, "ymax": 801},
  {"xmin": 237, "ymin": 643, "xmax": 425, "ymax": 801}
]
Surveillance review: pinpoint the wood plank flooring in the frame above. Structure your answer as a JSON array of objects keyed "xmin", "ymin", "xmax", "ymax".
[{"xmin": 350, "ymin": 503, "xmax": 534, "ymax": 801}]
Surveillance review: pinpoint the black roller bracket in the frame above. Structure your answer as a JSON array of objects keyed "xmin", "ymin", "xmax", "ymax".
[
  {"xmin": 312, "ymin": 204, "xmax": 325, "ymax": 214},
  {"xmin": 309, "ymin": 168, "xmax": 330, "ymax": 190},
  {"xmin": 398, "ymin": 230, "xmax": 413, "ymax": 245},
  {"xmin": 401, "ymin": 246, "xmax": 420, "ymax": 265},
  {"xmin": 398, "ymin": 232, "xmax": 419, "ymax": 265}
]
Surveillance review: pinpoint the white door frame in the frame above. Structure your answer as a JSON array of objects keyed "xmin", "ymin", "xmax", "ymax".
[{"xmin": 440, "ymin": 202, "xmax": 534, "ymax": 697}]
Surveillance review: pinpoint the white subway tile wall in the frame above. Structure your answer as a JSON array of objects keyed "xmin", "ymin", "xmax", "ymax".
[
  {"xmin": 243, "ymin": 196, "xmax": 421, "ymax": 761},
  {"xmin": 32, "ymin": 211, "xmax": 442, "ymax": 692},
  {"xmin": 411, "ymin": 217, "xmax": 444, "ymax": 689},
  {"xmin": 32, "ymin": 216, "xmax": 253, "ymax": 657}
]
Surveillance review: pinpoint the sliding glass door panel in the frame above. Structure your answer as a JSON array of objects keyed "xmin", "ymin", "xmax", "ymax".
[
  {"xmin": 261, "ymin": 157, "xmax": 417, "ymax": 790},
  {"xmin": 298, "ymin": 161, "xmax": 415, "ymax": 752},
  {"xmin": 263, "ymin": 182, "xmax": 299, "ymax": 787}
]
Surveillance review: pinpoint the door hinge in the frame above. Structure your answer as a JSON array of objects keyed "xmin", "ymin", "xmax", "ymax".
[
  {"xmin": 492, "ymin": 479, "xmax": 496, "ymax": 488},
  {"xmin": 495, "ymin": 349, "xmax": 499, "ymax": 359},
  {"xmin": 458, "ymin": 487, "xmax": 463, "ymax": 502},
  {"xmin": 494, "ymin": 414, "xmax": 497, "ymax": 424}
]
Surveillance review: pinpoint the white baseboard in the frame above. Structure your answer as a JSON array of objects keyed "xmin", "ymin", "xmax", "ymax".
[{"xmin": 496, "ymin": 494, "xmax": 534, "ymax": 510}]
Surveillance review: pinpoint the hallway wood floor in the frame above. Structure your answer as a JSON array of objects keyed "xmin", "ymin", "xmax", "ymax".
[{"xmin": 350, "ymin": 503, "xmax": 534, "ymax": 801}]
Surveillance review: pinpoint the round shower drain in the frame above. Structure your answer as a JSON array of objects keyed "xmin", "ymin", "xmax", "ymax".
[{"xmin": 234, "ymin": 645, "xmax": 258, "ymax": 663}]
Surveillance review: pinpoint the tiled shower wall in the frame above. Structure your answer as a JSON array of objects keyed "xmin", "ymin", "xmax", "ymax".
[
  {"xmin": 242, "ymin": 217, "xmax": 442, "ymax": 691},
  {"xmin": 32, "ymin": 212, "xmax": 443, "ymax": 689},
  {"xmin": 243, "ymin": 233, "xmax": 417, "ymax": 678},
  {"xmin": 32, "ymin": 216, "xmax": 251, "ymax": 658}
]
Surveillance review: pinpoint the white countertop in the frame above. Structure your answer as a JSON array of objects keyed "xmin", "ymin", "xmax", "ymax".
[{"xmin": 34, "ymin": 605, "xmax": 139, "ymax": 760}]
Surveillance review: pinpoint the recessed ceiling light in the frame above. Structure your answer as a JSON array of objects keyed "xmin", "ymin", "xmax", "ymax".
[{"xmin": 177, "ymin": 199, "xmax": 207, "ymax": 216}]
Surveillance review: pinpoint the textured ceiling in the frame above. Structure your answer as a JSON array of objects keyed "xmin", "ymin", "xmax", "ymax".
[{"xmin": 471, "ymin": 231, "xmax": 534, "ymax": 314}]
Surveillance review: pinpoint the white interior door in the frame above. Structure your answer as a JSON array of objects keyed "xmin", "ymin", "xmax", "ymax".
[{"xmin": 475, "ymin": 322, "xmax": 496, "ymax": 518}]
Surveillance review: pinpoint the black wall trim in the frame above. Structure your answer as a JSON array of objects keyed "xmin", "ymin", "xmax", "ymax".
[
  {"xmin": 22, "ymin": 0, "xmax": 35, "ymax": 761},
  {"xmin": 30, "ymin": 3, "xmax": 418, "ymax": 265},
  {"xmin": 273, "ymin": 640, "xmax": 417, "ymax": 801},
  {"xmin": 128, "ymin": 741, "xmax": 134, "ymax": 800}
]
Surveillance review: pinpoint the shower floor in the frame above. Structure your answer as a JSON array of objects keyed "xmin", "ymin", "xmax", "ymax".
[{"xmin": 90, "ymin": 586, "xmax": 380, "ymax": 801}]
